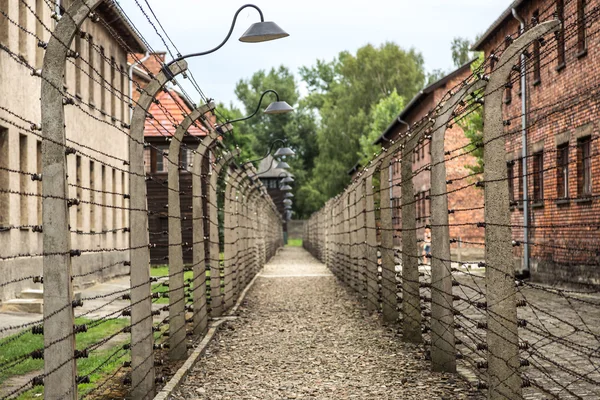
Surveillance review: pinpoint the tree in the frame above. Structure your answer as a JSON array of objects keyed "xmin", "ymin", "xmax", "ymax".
[
  {"xmin": 457, "ymin": 52, "xmax": 485, "ymax": 176},
  {"xmin": 451, "ymin": 37, "xmax": 473, "ymax": 67},
  {"xmin": 359, "ymin": 89, "xmax": 405, "ymax": 166},
  {"xmin": 301, "ymin": 42, "xmax": 425, "ymax": 201}
]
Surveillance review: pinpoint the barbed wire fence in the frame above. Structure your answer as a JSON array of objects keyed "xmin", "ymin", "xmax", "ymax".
[
  {"xmin": 0, "ymin": 0, "xmax": 283, "ymax": 399},
  {"xmin": 305, "ymin": 4, "xmax": 600, "ymax": 399}
]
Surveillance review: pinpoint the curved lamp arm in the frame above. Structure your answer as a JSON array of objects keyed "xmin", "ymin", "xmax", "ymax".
[
  {"xmin": 244, "ymin": 138, "xmax": 288, "ymax": 167},
  {"xmin": 169, "ymin": 4, "xmax": 263, "ymax": 64},
  {"xmin": 228, "ymin": 90, "xmax": 280, "ymax": 124}
]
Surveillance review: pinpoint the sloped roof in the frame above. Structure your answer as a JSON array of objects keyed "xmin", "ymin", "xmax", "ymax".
[
  {"xmin": 374, "ymin": 58, "xmax": 476, "ymax": 145},
  {"xmin": 256, "ymin": 155, "xmax": 292, "ymax": 179},
  {"xmin": 472, "ymin": 0, "xmax": 525, "ymax": 51},
  {"xmin": 144, "ymin": 89, "xmax": 209, "ymax": 137},
  {"xmin": 96, "ymin": 1, "xmax": 146, "ymax": 54}
]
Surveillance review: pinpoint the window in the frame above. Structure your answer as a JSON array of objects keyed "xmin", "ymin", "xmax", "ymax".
[
  {"xmin": 0, "ymin": 128, "xmax": 8, "ymax": 227},
  {"xmin": 556, "ymin": 144, "xmax": 569, "ymax": 199},
  {"xmin": 120, "ymin": 65, "xmax": 126, "ymax": 122},
  {"xmin": 121, "ymin": 171, "xmax": 126, "ymax": 226},
  {"xmin": 110, "ymin": 56, "xmax": 116, "ymax": 118},
  {"xmin": 532, "ymin": 10, "xmax": 541, "ymax": 84},
  {"xmin": 144, "ymin": 148, "xmax": 151, "ymax": 174},
  {"xmin": 155, "ymin": 145, "xmax": 168, "ymax": 173},
  {"xmin": 556, "ymin": 0, "xmax": 566, "ymax": 66},
  {"xmin": 18, "ymin": 0, "xmax": 27, "ymax": 56},
  {"xmin": 90, "ymin": 161, "xmax": 95, "ymax": 231},
  {"xmin": 517, "ymin": 157, "xmax": 524, "ymax": 202},
  {"xmin": 577, "ymin": 137, "xmax": 592, "ymax": 196},
  {"xmin": 36, "ymin": 141, "xmax": 42, "ymax": 224},
  {"xmin": 19, "ymin": 135, "xmax": 28, "ymax": 225},
  {"xmin": 507, "ymin": 160, "xmax": 515, "ymax": 202},
  {"xmin": 75, "ymin": 34, "xmax": 82, "ymax": 95},
  {"xmin": 112, "ymin": 169, "xmax": 117, "ymax": 230},
  {"xmin": 99, "ymin": 46, "xmax": 106, "ymax": 112},
  {"xmin": 101, "ymin": 165, "xmax": 106, "ymax": 231},
  {"xmin": 0, "ymin": 0, "xmax": 8, "ymax": 45},
  {"xmin": 76, "ymin": 155, "xmax": 82, "ymax": 229},
  {"xmin": 577, "ymin": 0, "xmax": 587, "ymax": 54},
  {"xmin": 36, "ymin": 0, "xmax": 44, "ymax": 67},
  {"xmin": 532, "ymin": 151, "xmax": 544, "ymax": 202},
  {"xmin": 88, "ymin": 35, "xmax": 95, "ymax": 104},
  {"xmin": 505, "ymin": 37, "xmax": 513, "ymax": 103}
]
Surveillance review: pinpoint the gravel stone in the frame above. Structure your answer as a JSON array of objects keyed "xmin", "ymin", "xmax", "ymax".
[{"xmin": 173, "ymin": 247, "xmax": 483, "ymax": 399}]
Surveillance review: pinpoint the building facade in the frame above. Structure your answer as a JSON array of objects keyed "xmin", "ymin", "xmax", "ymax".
[
  {"xmin": 375, "ymin": 61, "xmax": 486, "ymax": 261},
  {"xmin": 0, "ymin": 0, "xmax": 146, "ymax": 302},
  {"xmin": 474, "ymin": 0, "xmax": 600, "ymax": 285}
]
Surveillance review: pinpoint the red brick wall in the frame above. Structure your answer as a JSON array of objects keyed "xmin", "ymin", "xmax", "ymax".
[
  {"xmin": 479, "ymin": 0, "xmax": 600, "ymax": 284},
  {"xmin": 382, "ymin": 70, "xmax": 485, "ymax": 251}
]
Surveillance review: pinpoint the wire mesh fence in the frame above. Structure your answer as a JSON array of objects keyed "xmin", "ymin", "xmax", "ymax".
[
  {"xmin": 305, "ymin": 4, "xmax": 600, "ymax": 399},
  {"xmin": 0, "ymin": 1, "xmax": 283, "ymax": 399}
]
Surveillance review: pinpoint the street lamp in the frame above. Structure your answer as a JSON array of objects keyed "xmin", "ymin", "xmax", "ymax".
[
  {"xmin": 218, "ymin": 90, "xmax": 293, "ymax": 133},
  {"xmin": 284, "ymin": 192, "xmax": 294, "ymax": 198},
  {"xmin": 280, "ymin": 184, "xmax": 293, "ymax": 192},
  {"xmin": 276, "ymin": 160, "xmax": 290, "ymax": 170},
  {"xmin": 162, "ymin": 4, "xmax": 289, "ymax": 78}
]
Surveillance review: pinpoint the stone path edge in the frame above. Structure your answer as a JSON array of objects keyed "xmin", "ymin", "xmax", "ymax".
[{"xmin": 153, "ymin": 270, "xmax": 263, "ymax": 400}]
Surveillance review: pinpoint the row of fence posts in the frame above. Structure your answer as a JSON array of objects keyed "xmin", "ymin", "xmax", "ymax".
[
  {"xmin": 304, "ymin": 20, "xmax": 560, "ymax": 400},
  {"xmin": 38, "ymin": 1, "xmax": 283, "ymax": 399}
]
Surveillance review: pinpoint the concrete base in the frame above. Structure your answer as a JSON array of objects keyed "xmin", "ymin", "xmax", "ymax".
[{"xmin": 1, "ymin": 298, "xmax": 43, "ymax": 313}]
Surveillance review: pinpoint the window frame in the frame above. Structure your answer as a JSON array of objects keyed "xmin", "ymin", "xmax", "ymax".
[{"xmin": 556, "ymin": 144, "xmax": 569, "ymax": 200}]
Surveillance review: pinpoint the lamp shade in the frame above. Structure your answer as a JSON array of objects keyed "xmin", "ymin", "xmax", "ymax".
[
  {"xmin": 265, "ymin": 101, "xmax": 294, "ymax": 115},
  {"xmin": 284, "ymin": 193, "xmax": 294, "ymax": 198},
  {"xmin": 280, "ymin": 176, "xmax": 294, "ymax": 185},
  {"xmin": 276, "ymin": 161, "xmax": 290, "ymax": 170},
  {"xmin": 284, "ymin": 205, "xmax": 292, "ymax": 210},
  {"xmin": 274, "ymin": 147, "xmax": 295, "ymax": 157},
  {"xmin": 280, "ymin": 184, "xmax": 292, "ymax": 191},
  {"xmin": 239, "ymin": 21, "xmax": 289, "ymax": 43},
  {"xmin": 283, "ymin": 199, "xmax": 292, "ymax": 206}
]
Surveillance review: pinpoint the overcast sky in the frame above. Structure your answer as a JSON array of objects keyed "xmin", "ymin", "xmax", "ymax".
[{"xmin": 119, "ymin": 0, "xmax": 509, "ymax": 110}]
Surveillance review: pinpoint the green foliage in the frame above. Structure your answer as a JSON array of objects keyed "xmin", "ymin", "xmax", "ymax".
[
  {"xmin": 451, "ymin": 37, "xmax": 473, "ymax": 67},
  {"xmin": 457, "ymin": 52, "xmax": 485, "ymax": 175},
  {"xmin": 359, "ymin": 89, "xmax": 405, "ymax": 166},
  {"xmin": 426, "ymin": 68, "xmax": 446, "ymax": 86},
  {"xmin": 301, "ymin": 42, "xmax": 425, "ymax": 202}
]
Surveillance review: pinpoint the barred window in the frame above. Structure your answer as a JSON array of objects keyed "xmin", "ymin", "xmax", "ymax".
[
  {"xmin": 556, "ymin": 144, "xmax": 569, "ymax": 199},
  {"xmin": 577, "ymin": 137, "xmax": 592, "ymax": 196}
]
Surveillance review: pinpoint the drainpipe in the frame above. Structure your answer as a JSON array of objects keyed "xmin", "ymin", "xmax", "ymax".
[
  {"xmin": 128, "ymin": 52, "xmax": 151, "ymax": 119},
  {"xmin": 512, "ymin": 7, "xmax": 530, "ymax": 276}
]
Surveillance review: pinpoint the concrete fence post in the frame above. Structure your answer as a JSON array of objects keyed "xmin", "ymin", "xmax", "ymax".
[
  {"xmin": 166, "ymin": 102, "xmax": 214, "ymax": 360},
  {"xmin": 130, "ymin": 58, "xmax": 188, "ymax": 399},
  {"xmin": 364, "ymin": 168, "xmax": 379, "ymax": 312},
  {"xmin": 483, "ymin": 20, "xmax": 560, "ymax": 399},
  {"xmin": 379, "ymin": 153, "xmax": 398, "ymax": 323},
  {"xmin": 208, "ymin": 150, "xmax": 239, "ymax": 316},
  {"xmin": 191, "ymin": 130, "xmax": 220, "ymax": 335},
  {"xmin": 40, "ymin": 1, "xmax": 102, "ymax": 397},
  {"xmin": 401, "ymin": 131, "xmax": 423, "ymax": 343},
  {"xmin": 429, "ymin": 80, "xmax": 486, "ymax": 372},
  {"xmin": 355, "ymin": 177, "xmax": 367, "ymax": 300},
  {"xmin": 224, "ymin": 168, "xmax": 243, "ymax": 308}
]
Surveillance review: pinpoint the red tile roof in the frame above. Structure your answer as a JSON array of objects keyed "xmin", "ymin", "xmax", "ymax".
[{"xmin": 144, "ymin": 89, "xmax": 209, "ymax": 137}]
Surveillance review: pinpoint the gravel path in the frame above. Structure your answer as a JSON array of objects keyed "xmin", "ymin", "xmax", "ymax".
[{"xmin": 172, "ymin": 247, "xmax": 482, "ymax": 400}]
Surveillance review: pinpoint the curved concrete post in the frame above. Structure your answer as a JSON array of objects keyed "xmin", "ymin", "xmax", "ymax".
[
  {"xmin": 208, "ymin": 149, "xmax": 239, "ymax": 316},
  {"xmin": 379, "ymin": 152, "xmax": 398, "ymax": 323},
  {"xmin": 429, "ymin": 79, "xmax": 487, "ymax": 372},
  {"xmin": 166, "ymin": 102, "xmax": 214, "ymax": 360},
  {"xmin": 364, "ymin": 165, "xmax": 379, "ymax": 312},
  {"xmin": 483, "ymin": 20, "xmax": 560, "ymax": 399},
  {"xmin": 191, "ymin": 130, "xmax": 221, "ymax": 335},
  {"xmin": 130, "ymin": 59, "xmax": 188, "ymax": 400},
  {"xmin": 401, "ymin": 122, "xmax": 432, "ymax": 344},
  {"xmin": 223, "ymin": 167, "xmax": 244, "ymax": 306},
  {"xmin": 41, "ymin": 1, "xmax": 102, "ymax": 398}
]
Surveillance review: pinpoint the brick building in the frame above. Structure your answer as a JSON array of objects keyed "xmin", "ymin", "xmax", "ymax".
[
  {"xmin": 0, "ymin": 0, "xmax": 146, "ymax": 303},
  {"xmin": 473, "ymin": 0, "xmax": 600, "ymax": 285},
  {"xmin": 129, "ymin": 52, "xmax": 212, "ymax": 264},
  {"xmin": 375, "ymin": 61, "xmax": 485, "ymax": 260}
]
